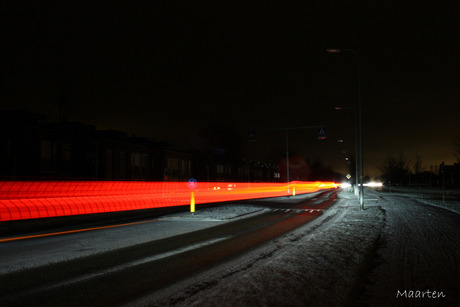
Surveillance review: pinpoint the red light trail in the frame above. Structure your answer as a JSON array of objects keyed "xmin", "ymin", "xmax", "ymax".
[{"xmin": 0, "ymin": 181, "xmax": 338, "ymax": 221}]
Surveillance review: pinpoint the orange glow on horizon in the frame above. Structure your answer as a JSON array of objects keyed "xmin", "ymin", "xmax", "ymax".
[{"xmin": 0, "ymin": 180, "xmax": 339, "ymax": 221}]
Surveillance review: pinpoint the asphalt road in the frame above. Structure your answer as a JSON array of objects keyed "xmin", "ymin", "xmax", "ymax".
[{"xmin": 0, "ymin": 189, "xmax": 337, "ymax": 306}]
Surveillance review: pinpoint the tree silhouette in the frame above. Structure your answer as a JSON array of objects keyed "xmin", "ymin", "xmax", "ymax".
[
  {"xmin": 379, "ymin": 151, "xmax": 410, "ymax": 185},
  {"xmin": 454, "ymin": 136, "xmax": 460, "ymax": 163},
  {"xmin": 413, "ymin": 154, "xmax": 425, "ymax": 174}
]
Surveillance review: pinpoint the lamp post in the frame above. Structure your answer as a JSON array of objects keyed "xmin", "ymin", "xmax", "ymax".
[
  {"xmin": 335, "ymin": 106, "xmax": 359, "ymax": 197},
  {"xmin": 327, "ymin": 48, "xmax": 364, "ymax": 209}
]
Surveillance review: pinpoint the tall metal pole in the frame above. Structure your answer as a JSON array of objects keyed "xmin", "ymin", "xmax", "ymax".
[
  {"xmin": 335, "ymin": 106, "xmax": 359, "ymax": 197},
  {"xmin": 286, "ymin": 128, "xmax": 290, "ymax": 191},
  {"xmin": 327, "ymin": 48, "xmax": 364, "ymax": 209},
  {"xmin": 356, "ymin": 50, "xmax": 364, "ymax": 209},
  {"xmin": 354, "ymin": 107, "xmax": 359, "ymax": 197}
]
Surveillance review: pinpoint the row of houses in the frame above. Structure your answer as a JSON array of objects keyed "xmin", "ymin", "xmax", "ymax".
[{"xmin": 0, "ymin": 110, "xmax": 280, "ymax": 182}]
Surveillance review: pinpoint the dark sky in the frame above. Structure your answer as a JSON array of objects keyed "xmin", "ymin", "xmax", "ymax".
[{"xmin": 3, "ymin": 2, "xmax": 460, "ymax": 178}]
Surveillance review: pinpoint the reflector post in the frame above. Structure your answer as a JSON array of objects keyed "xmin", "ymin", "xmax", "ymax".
[{"xmin": 190, "ymin": 191, "xmax": 195, "ymax": 213}]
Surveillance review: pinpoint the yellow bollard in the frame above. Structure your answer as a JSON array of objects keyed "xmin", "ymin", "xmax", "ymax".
[{"xmin": 190, "ymin": 191, "xmax": 195, "ymax": 213}]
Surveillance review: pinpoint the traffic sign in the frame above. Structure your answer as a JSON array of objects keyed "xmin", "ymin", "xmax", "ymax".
[
  {"xmin": 317, "ymin": 127, "xmax": 327, "ymax": 140},
  {"xmin": 248, "ymin": 130, "xmax": 257, "ymax": 142},
  {"xmin": 346, "ymin": 174, "xmax": 351, "ymax": 180},
  {"xmin": 187, "ymin": 178, "xmax": 197, "ymax": 189}
]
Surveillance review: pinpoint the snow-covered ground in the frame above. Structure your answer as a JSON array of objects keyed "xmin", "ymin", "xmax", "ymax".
[
  {"xmin": 359, "ymin": 189, "xmax": 460, "ymax": 306},
  {"xmin": 0, "ymin": 193, "xmax": 323, "ymax": 274},
  {"xmin": 2, "ymin": 188, "xmax": 459, "ymax": 306},
  {"xmin": 130, "ymin": 188, "xmax": 460, "ymax": 306},
  {"xmin": 0, "ymin": 205, "xmax": 269, "ymax": 274},
  {"xmin": 130, "ymin": 190, "xmax": 383, "ymax": 306},
  {"xmin": 379, "ymin": 186, "xmax": 460, "ymax": 214}
]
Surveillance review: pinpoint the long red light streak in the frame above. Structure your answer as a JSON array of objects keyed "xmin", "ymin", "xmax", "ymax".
[{"xmin": 0, "ymin": 181, "xmax": 338, "ymax": 221}]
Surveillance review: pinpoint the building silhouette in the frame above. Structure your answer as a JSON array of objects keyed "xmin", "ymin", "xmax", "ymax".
[{"xmin": 0, "ymin": 110, "xmax": 279, "ymax": 182}]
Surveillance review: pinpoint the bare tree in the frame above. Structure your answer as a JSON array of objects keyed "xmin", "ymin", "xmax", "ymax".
[
  {"xmin": 413, "ymin": 154, "xmax": 425, "ymax": 174},
  {"xmin": 379, "ymin": 151, "xmax": 410, "ymax": 185}
]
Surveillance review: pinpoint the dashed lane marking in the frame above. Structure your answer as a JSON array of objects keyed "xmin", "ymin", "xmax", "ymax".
[{"xmin": 273, "ymin": 209, "xmax": 323, "ymax": 213}]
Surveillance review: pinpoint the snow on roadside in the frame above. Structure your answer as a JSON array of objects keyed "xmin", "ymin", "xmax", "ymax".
[
  {"xmin": 0, "ymin": 205, "xmax": 269, "ymax": 274},
  {"xmin": 140, "ymin": 191, "xmax": 385, "ymax": 306},
  {"xmin": 166, "ymin": 205, "xmax": 268, "ymax": 221},
  {"xmin": 410, "ymin": 196, "xmax": 460, "ymax": 214},
  {"xmin": 0, "ymin": 194, "xmax": 319, "ymax": 274},
  {"xmin": 358, "ymin": 188, "xmax": 460, "ymax": 306},
  {"xmin": 380, "ymin": 187, "xmax": 460, "ymax": 214}
]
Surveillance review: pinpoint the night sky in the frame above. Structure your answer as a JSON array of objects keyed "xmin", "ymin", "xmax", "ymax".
[{"xmin": 3, "ymin": 2, "xmax": 460, "ymax": 178}]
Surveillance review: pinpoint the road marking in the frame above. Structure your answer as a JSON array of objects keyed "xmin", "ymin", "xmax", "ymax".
[
  {"xmin": 0, "ymin": 217, "xmax": 176, "ymax": 243},
  {"xmin": 306, "ymin": 209, "xmax": 323, "ymax": 213},
  {"xmin": 271, "ymin": 209, "xmax": 323, "ymax": 214}
]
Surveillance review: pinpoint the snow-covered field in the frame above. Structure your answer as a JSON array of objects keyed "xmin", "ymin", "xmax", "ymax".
[{"xmin": 131, "ymin": 188, "xmax": 460, "ymax": 306}]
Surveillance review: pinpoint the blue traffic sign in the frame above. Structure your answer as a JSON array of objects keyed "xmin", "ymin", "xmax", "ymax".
[{"xmin": 187, "ymin": 178, "xmax": 198, "ymax": 189}]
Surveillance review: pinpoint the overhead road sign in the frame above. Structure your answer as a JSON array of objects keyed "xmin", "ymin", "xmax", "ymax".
[{"xmin": 248, "ymin": 130, "xmax": 257, "ymax": 142}]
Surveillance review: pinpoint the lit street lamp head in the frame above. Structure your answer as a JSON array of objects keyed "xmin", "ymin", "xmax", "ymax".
[
  {"xmin": 334, "ymin": 106, "xmax": 354, "ymax": 110},
  {"xmin": 326, "ymin": 48, "xmax": 358, "ymax": 56}
]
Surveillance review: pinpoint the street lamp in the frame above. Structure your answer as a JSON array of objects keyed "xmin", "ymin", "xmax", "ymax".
[
  {"xmin": 335, "ymin": 106, "xmax": 359, "ymax": 198},
  {"xmin": 327, "ymin": 48, "xmax": 364, "ymax": 209}
]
